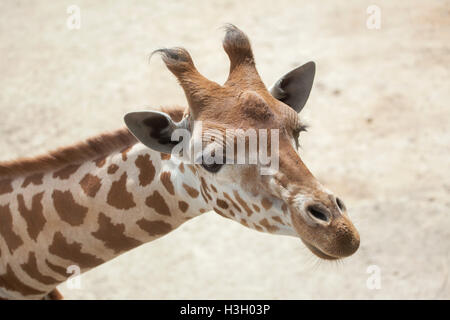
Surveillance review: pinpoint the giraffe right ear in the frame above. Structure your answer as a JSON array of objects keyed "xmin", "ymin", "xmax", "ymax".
[
  {"xmin": 124, "ymin": 111, "xmax": 189, "ymax": 154},
  {"xmin": 269, "ymin": 61, "xmax": 315, "ymax": 113}
]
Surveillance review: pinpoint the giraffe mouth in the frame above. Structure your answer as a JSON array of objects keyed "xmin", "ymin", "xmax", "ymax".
[{"xmin": 301, "ymin": 239, "xmax": 340, "ymax": 260}]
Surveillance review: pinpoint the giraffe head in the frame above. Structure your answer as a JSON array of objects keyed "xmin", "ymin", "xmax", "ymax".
[{"xmin": 125, "ymin": 25, "xmax": 359, "ymax": 260}]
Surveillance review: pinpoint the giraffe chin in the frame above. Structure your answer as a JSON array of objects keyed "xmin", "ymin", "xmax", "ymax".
[{"xmin": 301, "ymin": 239, "xmax": 340, "ymax": 261}]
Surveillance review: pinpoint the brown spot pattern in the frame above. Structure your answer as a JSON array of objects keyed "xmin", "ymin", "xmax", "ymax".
[
  {"xmin": 200, "ymin": 178, "xmax": 209, "ymax": 191},
  {"xmin": 200, "ymin": 187, "xmax": 209, "ymax": 203},
  {"xmin": 200, "ymin": 177, "xmax": 212, "ymax": 200},
  {"xmin": 210, "ymin": 184, "xmax": 217, "ymax": 193},
  {"xmin": 160, "ymin": 153, "xmax": 171, "ymax": 161},
  {"xmin": 95, "ymin": 157, "xmax": 106, "ymax": 168},
  {"xmin": 121, "ymin": 146, "xmax": 133, "ymax": 161},
  {"xmin": 223, "ymin": 192, "xmax": 242, "ymax": 213},
  {"xmin": 214, "ymin": 207, "xmax": 229, "ymax": 219},
  {"xmin": 53, "ymin": 164, "xmax": 80, "ymax": 180},
  {"xmin": 49, "ymin": 232, "xmax": 104, "ymax": 269},
  {"xmin": 135, "ymin": 154, "xmax": 155, "ymax": 187},
  {"xmin": 260, "ymin": 218, "xmax": 279, "ymax": 233},
  {"xmin": 272, "ymin": 216, "xmax": 284, "ymax": 224},
  {"xmin": 145, "ymin": 191, "xmax": 171, "ymax": 216},
  {"xmin": 252, "ymin": 204, "xmax": 260, "ymax": 212},
  {"xmin": 21, "ymin": 252, "xmax": 59, "ymax": 285},
  {"xmin": 17, "ymin": 192, "xmax": 46, "ymax": 241},
  {"xmin": 79, "ymin": 173, "xmax": 102, "ymax": 198},
  {"xmin": 178, "ymin": 162, "xmax": 185, "ymax": 173},
  {"xmin": 0, "ymin": 204, "xmax": 24, "ymax": 254},
  {"xmin": 92, "ymin": 213, "xmax": 142, "ymax": 254},
  {"xmin": 160, "ymin": 172, "xmax": 175, "ymax": 195},
  {"xmin": 0, "ymin": 179, "xmax": 13, "ymax": 195},
  {"xmin": 21, "ymin": 173, "xmax": 44, "ymax": 188},
  {"xmin": 106, "ymin": 172, "xmax": 136, "ymax": 210},
  {"xmin": 107, "ymin": 164, "xmax": 119, "ymax": 174},
  {"xmin": 216, "ymin": 199, "xmax": 229, "ymax": 209},
  {"xmin": 187, "ymin": 165, "xmax": 197, "ymax": 174},
  {"xmin": 240, "ymin": 218, "xmax": 249, "ymax": 227},
  {"xmin": 178, "ymin": 201, "xmax": 189, "ymax": 213},
  {"xmin": 137, "ymin": 218, "xmax": 172, "ymax": 237},
  {"xmin": 0, "ymin": 265, "xmax": 46, "ymax": 296},
  {"xmin": 183, "ymin": 183, "xmax": 199, "ymax": 198},
  {"xmin": 233, "ymin": 190, "xmax": 253, "ymax": 216},
  {"xmin": 52, "ymin": 190, "xmax": 88, "ymax": 226},
  {"xmin": 261, "ymin": 198, "xmax": 272, "ymax": 210},
  {"xmin": 45, "ymin": 260, "xmax": 67, "ymax": 277}
]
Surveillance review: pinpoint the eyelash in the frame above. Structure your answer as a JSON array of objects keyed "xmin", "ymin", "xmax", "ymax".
[
  {"xmin": 201, "ymin": 154, "xmax": 225, "ymax": 173},
  {"xmin": 293, "ymin": 127, "xmax": 307, "ymax": 149},
  {"xmin": 201, "ymin": 162, "xmax": 223, "ymax": 173}
]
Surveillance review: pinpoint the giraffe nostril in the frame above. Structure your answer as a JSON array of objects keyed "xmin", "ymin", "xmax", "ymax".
[{"xmin": 306, "ymin": 204, "xmax": 330, "ymax": 223}]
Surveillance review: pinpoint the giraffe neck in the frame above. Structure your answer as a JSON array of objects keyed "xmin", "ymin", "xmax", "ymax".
[{"xmin": 0, "ymin": 141, "xmax": 207, "ymax": 299}]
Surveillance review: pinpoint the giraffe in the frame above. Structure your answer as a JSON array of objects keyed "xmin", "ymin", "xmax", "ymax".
[{"xmin": 0, "ymin": 25, "xmax": 359, "ymax": 300}]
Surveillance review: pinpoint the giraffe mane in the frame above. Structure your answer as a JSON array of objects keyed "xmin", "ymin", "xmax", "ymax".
[{"xmin": 0, "ymin": 105, "xmax": 185, "ymax": 178}]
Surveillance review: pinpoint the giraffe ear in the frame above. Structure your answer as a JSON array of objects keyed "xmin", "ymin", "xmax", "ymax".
[
  {"xmin": 124, "ymin": 111, "xmax": 189, "ymax": 154},
  {"xmin": 269, "ymin": 61, "xmax": 315, "ymax": 113}
]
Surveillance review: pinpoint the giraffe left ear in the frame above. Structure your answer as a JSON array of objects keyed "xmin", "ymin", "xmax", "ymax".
[
  {"xmin": 269, "ymin": 61, "xmax": 315, "ymax": 113},
  {"xmin": 124, "ymin": 111, "xmax": 189, "ymax": 154}
]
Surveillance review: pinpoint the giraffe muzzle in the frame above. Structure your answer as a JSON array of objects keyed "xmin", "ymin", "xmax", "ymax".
[{"xmin": 291, "ymin": 196, "xmax": 360, "ymax": 260}]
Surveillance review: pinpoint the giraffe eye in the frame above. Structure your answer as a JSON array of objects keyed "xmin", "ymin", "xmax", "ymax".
[{"xmin": 200, "ymin": 154, "xmax": 224, "ymax": 173}]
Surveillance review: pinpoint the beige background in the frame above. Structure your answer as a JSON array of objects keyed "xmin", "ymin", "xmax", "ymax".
[{"xmin": 0, "ymin": 0, "xmax": 449, "ymax": 299}]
